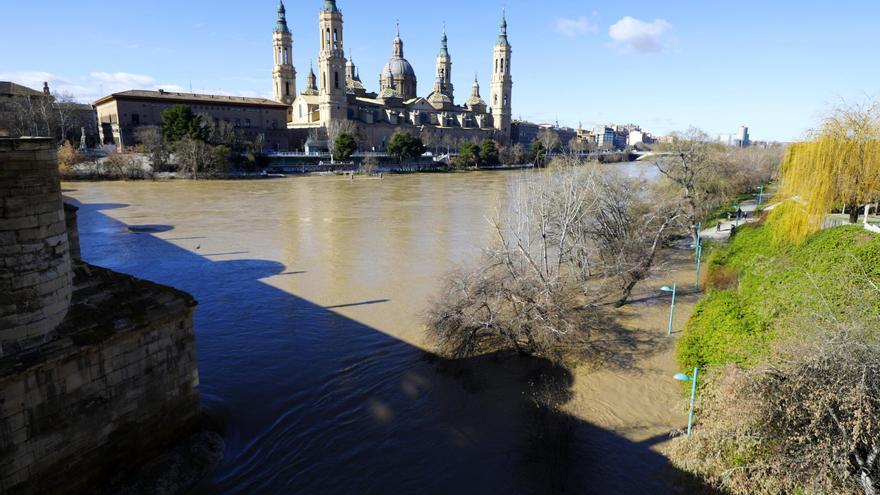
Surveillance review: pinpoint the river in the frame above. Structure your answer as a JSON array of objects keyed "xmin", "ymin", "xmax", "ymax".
[{"xmin": 64, "ymin": 162, "xmax": 696, "ymax": 495}]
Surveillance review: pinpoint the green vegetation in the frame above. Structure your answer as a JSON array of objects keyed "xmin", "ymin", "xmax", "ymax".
[
  {"xmin": 333, "ymin": 132, "xmax": 357, "ymax": 161},
  {"xmin": 161, "ymin": 104, "xmax": 208, "ymax": 143},
  {"xmin": 678, "ymin": 224, "xmax": 880, "ymax": 370},
  {"xmin": 387, "ymin": 131, "xmax": 426, "ymax": 162},
  {"xmin": 453, "ymin": 139, "xmax": 500, "ymax": 169}
]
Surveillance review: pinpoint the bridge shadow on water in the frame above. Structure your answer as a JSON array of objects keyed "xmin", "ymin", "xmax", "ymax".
[{"xmin": 70, "ymin": 199, "xmax": 725, "ymax": 495}]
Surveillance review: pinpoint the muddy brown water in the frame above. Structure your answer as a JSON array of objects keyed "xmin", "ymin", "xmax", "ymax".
[{"xmin": 64, "ymin": 165, "xmax": 707, "ymax": 494}]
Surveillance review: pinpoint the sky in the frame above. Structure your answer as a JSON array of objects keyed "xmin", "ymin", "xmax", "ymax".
[{"xmin": 2, "ymin": 0, "xmax": 879, "ymax": 142}]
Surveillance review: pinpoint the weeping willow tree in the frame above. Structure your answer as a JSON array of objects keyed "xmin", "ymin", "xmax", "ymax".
[{"xmin": 771, "ymin": 102, "xmax": 880, "ymax": 244}]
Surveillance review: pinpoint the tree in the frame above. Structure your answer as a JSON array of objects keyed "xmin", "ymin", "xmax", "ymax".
[
  {"xmin": 326, "ymin": 120, "xmax": 359, "ymax": 162},
  {"xmin": 173, "ymin": 137, "xmax": 228, "ymax": 179},
  {"xmin": 528, "ymin": 141, "xmax": 547, "ymax": 165},
  {"xmin": 161, "ymin": 105, "xmax": 208, "ymax": 143},
  {"xmin": 57, "ymin": 141, "xmax": 84, "ymax": 175},
  {"xmin": 538, "ymin": 128, "xmax": 561, "ymax": 155},
  {"xmin": 654, "ymin": 128, "xmax": 726, "ymax": 243},
  {"xmin": 770, "ymin": 101, "xmax": 880, "ymax": 243},
  {"xmin": 425, "ymin": 158, "xmax": 679, "ymax": 363},
  {"xmin": 479, "ymin": 139, "xmax": 500, "ymax": 167},
  {"xmin": 454, "ymin": 141, "xmax": 480, "ymax": 169},
  {"xmin": 334, "ymin": 132, "xmax": 358, "ymax": 161},
  {"xmin": 387, "ymin": 131, "xmax": 426, "ymax": 162},
  {"xmin": 420, "ymin": 128, "xmax": 438, "ymax": 154},
  {"xmin": 360, "ymin": 155, "xmax": 379, "ymax": 176},
  {"xmin": 587, "ymin": 169, "xmax": 682, "ymax": 306},
  {"xmin": 135, "ymin": 126, "xmax": 169, "ymax": 171},
  {"xmin": 197, "ymin": 113, "xmax": 236, "ymax": 146}
]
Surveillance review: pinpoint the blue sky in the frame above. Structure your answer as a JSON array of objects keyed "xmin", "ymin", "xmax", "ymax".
[{"xmin": 2, "ymin": 0, "xmax": 878, "ymax": 142}]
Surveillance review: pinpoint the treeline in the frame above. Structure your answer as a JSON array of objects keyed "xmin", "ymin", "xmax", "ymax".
[{"xmin": 669, "ymin": 102, "xmax": 880, "ymax": 495}]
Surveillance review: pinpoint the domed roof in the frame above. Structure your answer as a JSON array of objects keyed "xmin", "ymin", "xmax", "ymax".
[
  {"xmin": 428, "ymin": 91, "xmax": 452, "ymax": 107},
  {"xmin": 382, "ymin": 57, "xmax": 416, "ymax": 79}
]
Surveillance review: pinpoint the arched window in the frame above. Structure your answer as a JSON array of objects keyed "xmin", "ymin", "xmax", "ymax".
[
  {"xmin": 501, "ymin": 58, "xmax": 505, "ymax": 72},
  {"xmin": 324, "ymin": 72, "xmax": 327, "ymax": 90},
  {"xmin": 333, "ymin": 29, "xmax": 338, "ymax": 46},
  {"xmin": 284, "ymin": 48, "xmax": 289, "ymax": 65},
  {"xmin": 503, "ymin": 96, "xmax": 508, "ymax": 106},
  {"xmin": 334, "ymin": 71, "xmax": 339, "ymax": 89},
  {"xmin": 325, "ymin": 29, "xmax": 330, "ymax": 48},
  {"xmin": 285, "ymin": 82, "xmax": 290, "ymax": 96}
]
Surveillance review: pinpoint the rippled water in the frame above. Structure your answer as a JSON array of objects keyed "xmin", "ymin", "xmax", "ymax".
[{"xmin": 64, "ymin": 163, "xmax": 690, "ymax": 495}]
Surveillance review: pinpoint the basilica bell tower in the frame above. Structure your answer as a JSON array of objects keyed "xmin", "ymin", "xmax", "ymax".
[
  {"xmin": 318, "ymin": 0, "xmax": 348, "ymax": 123},
  {"xmin": 272, "ymin": 1, "xmax": 296, "ymax": 107},
  {"xmin": 490, "ymin": 11, "xmax": 513, "ymax": 137}
]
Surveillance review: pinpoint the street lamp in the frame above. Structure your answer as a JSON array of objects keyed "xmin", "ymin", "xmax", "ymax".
[
  {"xmin": 690, "ymin": 240, "xmax": 703, "ymax": 290},
  {"xmin": 673, "ymin": 367, "xmax": 699, "ymax": 436},
  {"xmin": 660, "ymin": 284, "xmax": 677, "ymax": 336},
  {"xmin": 757, "ymin": 184, "xmax": 765, "ymax": 207}
]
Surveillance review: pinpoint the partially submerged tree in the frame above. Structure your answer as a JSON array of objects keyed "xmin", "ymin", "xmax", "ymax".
[
  {"xmin": 654, "ymin": 128, "xmax": 727, "ymax": 242},
  {"xmin": 426, "ymin": 158, "xmax": 684, "ymax": 362},
  {"xmin": 173, "ymin": 137, "xmax": 229, "ymax": 179},
  {"xmin": 588, "ymin": 172, "xmax": 682, "ymax": 306}
]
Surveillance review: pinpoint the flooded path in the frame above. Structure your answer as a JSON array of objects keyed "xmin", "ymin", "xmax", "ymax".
[{"xmin": 64, "ymin": 167, "xmax": 705, "ymax": 494}]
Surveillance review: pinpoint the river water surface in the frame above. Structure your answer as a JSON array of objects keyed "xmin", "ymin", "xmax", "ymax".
[{"xmin": 64, "ymin": 163, "xmax": 696, "ymax": 495}]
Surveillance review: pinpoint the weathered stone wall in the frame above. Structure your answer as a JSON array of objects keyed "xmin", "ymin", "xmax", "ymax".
[
  {"xmin": 0, "ymin": 138, "xmax": 72, "ymax": 356},
  {"xmin": 0, "ymin": 265, "xmax": 201, "ymax": 494},
  {"xmin": 63, "ymin": 203, "xmax": 81, "ymax": 261}
]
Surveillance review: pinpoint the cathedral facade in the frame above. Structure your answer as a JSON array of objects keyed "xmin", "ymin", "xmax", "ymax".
[{"xmin": 272, "ymin": 0, "xmax": 513, "ymax": 149}]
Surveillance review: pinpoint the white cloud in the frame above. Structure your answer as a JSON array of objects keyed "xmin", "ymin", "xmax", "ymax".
[
  {"xmin": 608, "ymin": 16, "xmax": 673, "ymax": 54},
  {"xmin": 555, "ymin": 16, "xmax": 597, "ymax": 37},
  {"xmin": 0, "ymin": 71, "xmax": 272, "ymax": 103}
]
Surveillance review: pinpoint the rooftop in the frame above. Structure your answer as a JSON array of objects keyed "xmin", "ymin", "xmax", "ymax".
[{"xmin": 94, "ymin": 90, "xmax": 287, "ymax": 108}]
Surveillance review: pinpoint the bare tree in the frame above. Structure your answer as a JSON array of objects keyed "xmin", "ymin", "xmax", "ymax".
[
  {"xmin": 538, "ymin": 128, "xmax": 561, "ymax": 154},
  {"xmin": 173, "ymin": 137, "xmax": 228, "ymax": 179},
  {"xmin": 135, "ymin": 126, "xmax": 169, "ymax": 171},
  {"xmin": 587, "ymin": 170, "xmax": 683, "ymax": 306},
  {"xmin": 326, "ymin": 120, "xmax": 359, "ymax": 162},
  {"xmin": 654, "ymin": 128, "xmax": 726, "ymax": 242}
]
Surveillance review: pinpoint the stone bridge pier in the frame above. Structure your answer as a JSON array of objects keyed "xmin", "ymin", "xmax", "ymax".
[{"xmin": 0, "ymin": 137, "xmax": 72, "ymax": 356}]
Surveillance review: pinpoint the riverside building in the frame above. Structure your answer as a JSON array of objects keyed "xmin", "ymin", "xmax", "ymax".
[{"xmin": 279, "ymin": 0, "xmax": 514, "ymax": 147}]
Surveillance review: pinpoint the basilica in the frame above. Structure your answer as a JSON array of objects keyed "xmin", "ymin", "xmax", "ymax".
[{"xmin": 271, "ymin": 0, "xmax": 514, "ymax": 148}]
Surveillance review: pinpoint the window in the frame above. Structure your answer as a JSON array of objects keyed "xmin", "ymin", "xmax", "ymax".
[
  {"xmin": 245, "ymin": 118, "xmax": 251, "ymax": 128},
  {"xmin": 334, "ymin": 71, "xmax": 339, "ymax": 89},
  {"xmin": 285, "ymin": 82, "xmax": 290, "ymax": 96},
  {"xmin": 235, "ymin": 118, "xmax": 240, "ymax": 128},
  {"xmin": 131, "ymin": 113, "xmax": 140, "ymax": 125},
  {"xmin": 284, "ymin": 48, "xmax": 289, "ymax": 65}
]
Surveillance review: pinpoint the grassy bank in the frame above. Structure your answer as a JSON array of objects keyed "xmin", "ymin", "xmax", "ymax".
[{"xmin": 678, "ymin": 223, "xmax": 880, "ymax": 370}]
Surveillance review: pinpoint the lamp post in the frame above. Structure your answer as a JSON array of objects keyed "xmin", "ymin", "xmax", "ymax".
[
  {"xmin": 690, "ymin": 239, "xmax": 703, "ymax": 290},
  {"xmin": 757, "ymin": 184, "xmax": 764, "ymax": 207},
  {"xmin": 661, "ymin": 284, "xmax": 677, "ymax": 336},
  {"xmin": 673, "ymin": 367, "xmax": 699, "ymax": 436}
]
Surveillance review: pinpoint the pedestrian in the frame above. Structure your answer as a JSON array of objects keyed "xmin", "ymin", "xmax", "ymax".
[{"xmin": 716, "ymin": 223, "xmax": 721, "ymax": 233}]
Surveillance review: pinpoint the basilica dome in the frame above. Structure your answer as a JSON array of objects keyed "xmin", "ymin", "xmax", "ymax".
[{"xmin": 382, "ymin": 57, "xmax": 416, "ymax": 79}]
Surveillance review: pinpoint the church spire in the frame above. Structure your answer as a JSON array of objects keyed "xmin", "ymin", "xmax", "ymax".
[
  {"xmin": 307, "ymin": 62, "xmax": 317, "ymax": 92},
  {"xmin": 439, "ymin": 24, "xmax": 449, "ymax": 58},
  {"xmin": 392, "ymin": 22, "xmax": 404, "ymax": 58},
  {"xmin": 274, "ymin": 0, "xmax": 290, "ymax": 33},
  {"xmin": 472, "ymin": 74, "xmax": 481, "ymax": 98},
  {"xmin": 323, "ymin": 0, "xmax": 339, "ymax": 13},
  {"xmin": 497, "ymin": 8, "xmax": 510, "ymax": 46}
]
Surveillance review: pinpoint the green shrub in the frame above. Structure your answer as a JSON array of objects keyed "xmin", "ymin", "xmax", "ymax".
[{"xmin": 678, "ymin": 224, "xmax": 880, "ymax": 371}]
